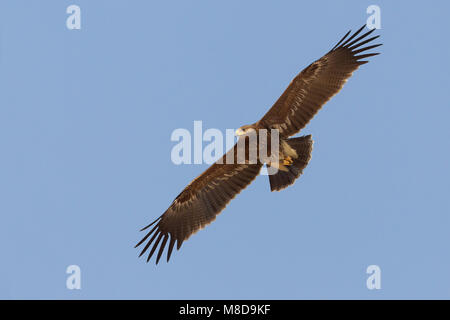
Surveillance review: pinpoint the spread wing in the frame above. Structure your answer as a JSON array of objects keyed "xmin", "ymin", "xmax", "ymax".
[
  {"xmin": 136, "ymin": 143, "xmax": 262, "ymax": 264},
  {"xmin": 260, "ymin": 25, "xmax": 382, "ymax": 137}
]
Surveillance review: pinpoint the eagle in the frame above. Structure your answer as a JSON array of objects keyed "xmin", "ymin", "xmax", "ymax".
[{"xmin": 136, "ymin": 25, "xmax": 381, "ymax": 264}]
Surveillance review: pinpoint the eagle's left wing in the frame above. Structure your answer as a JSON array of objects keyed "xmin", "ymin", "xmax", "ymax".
[{"xmin": 260, "ymin": 25, "xmax": 381, "ymax": 137}]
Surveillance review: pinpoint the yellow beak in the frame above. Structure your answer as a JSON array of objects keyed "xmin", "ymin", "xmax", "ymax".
[{"xmin": 235, "ymin": 128, "xmax": 245, "ymax": 136}]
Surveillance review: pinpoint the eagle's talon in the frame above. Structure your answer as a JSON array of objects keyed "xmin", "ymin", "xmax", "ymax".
[{"xmin": 283, "ymin": 156, "xmax": 294, "ymax": 166}]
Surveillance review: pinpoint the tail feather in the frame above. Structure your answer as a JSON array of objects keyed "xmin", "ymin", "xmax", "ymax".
[{"xmin": 268, "ymin": 135, "xmax": 313, "ymax": 192}]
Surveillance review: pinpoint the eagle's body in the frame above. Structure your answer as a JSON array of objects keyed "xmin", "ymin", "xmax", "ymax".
[{"xmin": 136, "ymin": 25, "xmax": 381, "ymax": 264}]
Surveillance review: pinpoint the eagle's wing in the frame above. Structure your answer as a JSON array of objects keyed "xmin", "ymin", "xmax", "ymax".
[
  {"xmin": 260, "ymin": 25, "xmax": 382, "ymax": 137},
  {"xmin": 136, "ymin": 143, "xmax": 262, "ymax": 264}
]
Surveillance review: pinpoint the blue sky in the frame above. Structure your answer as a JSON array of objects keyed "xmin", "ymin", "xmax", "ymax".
[{"xmin": 1, "ymin": 1, "xmax": 449, "ymax": 299}]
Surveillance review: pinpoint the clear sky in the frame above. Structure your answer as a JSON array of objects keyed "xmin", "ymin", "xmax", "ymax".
[{"xmin": 1, "ymin": 0, "xmax": 449, "ymax": 299}]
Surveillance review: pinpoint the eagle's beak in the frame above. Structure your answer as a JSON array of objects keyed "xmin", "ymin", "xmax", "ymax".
[{"xmin": 235, "ymin": 128, "xmax": 245, "ymax": 136}]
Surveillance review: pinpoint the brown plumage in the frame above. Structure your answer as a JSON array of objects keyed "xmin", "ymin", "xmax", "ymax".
[
  {"xmin": 136, "ymin": 25, "xmax": 381, "ymax": 264},
  {"xmin": 268, "ymin": 135, "xmax": 314, "ymax": 192}
]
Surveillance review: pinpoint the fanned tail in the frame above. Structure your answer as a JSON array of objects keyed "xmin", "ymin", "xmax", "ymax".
[{"xmin": 268, "ymin": 135, "xmax": 313, "ymax": 192}]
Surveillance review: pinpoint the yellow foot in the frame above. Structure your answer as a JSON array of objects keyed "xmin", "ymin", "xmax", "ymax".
[{"xmin": 282, "ymin": 156, "xmax": 293, "ymax": 166}]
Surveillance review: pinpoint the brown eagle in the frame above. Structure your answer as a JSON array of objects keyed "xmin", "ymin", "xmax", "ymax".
[{"xmin": 136, "ymin": 25, "xmax": 381, "ymax": 264}]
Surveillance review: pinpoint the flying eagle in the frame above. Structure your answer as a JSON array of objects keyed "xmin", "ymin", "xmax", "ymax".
[{"xmin": 136, "ymin": 25, "xmax": 381, "ymax": 264}]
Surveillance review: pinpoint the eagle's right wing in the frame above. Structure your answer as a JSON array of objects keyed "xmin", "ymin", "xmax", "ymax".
[{"xmin": 136, "ymin": 143, "xmax": 262, "ymax": 264}]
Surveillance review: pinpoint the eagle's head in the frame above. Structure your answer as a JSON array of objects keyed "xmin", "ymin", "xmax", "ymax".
[{"xmin": 235, "ymin": 124, "xmax": 257, "ymax": 136}]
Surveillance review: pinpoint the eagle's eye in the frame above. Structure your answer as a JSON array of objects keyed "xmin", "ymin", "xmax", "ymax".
[
  {"xmin": 235, "ymin": 127, "xmax": 255, "ymax": 136},
  {"xmin": 235, "ymin": 127, "xmax": 245, "ymax": 136}
]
